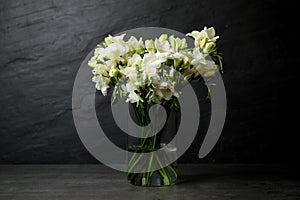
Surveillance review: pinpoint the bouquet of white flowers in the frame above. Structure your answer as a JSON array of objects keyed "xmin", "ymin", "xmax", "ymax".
[
  {"xmin": 89, "ymin": 26, "xmax": 222, "ymax": 104},
  {"xmin": 88, "ymin": 27, "xmax": 223, "ymax": 186}
]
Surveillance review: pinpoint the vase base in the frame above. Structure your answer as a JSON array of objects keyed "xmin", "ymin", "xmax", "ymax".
[{"xmin": 127, "ymin": 164, "xmax": 178, "ymax": 187}]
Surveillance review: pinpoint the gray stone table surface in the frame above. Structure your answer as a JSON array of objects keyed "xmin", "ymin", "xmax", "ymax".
[{"xmin": 0, "ymin": 164, "xmax": 299, "ymax": 200}]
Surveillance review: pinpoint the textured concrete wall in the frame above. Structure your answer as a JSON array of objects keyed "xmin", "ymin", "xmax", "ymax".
[{"xmin": 0, "ymin": 0, "xmax": 297, "ymax": 163}]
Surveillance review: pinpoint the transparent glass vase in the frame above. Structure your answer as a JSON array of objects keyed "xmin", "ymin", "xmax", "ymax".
[{"xmin": 126, "ymin": 102, "xmax": 179, "ymax": 187}]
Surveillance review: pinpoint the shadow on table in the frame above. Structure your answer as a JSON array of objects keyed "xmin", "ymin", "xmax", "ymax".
[{"xmin": 176, "ymin": 173, "xmax": 221, "ymax": 185}]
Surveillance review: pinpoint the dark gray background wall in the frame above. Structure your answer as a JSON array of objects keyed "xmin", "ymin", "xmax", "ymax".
[{"xmin": 0, "ymin": 0, "xmax": 298, "ymax": 164}]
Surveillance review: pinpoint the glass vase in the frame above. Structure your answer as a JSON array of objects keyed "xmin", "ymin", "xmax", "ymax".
[{"xmin": 126, "ymin": 101, "xmax": 179, "ymax": 187}]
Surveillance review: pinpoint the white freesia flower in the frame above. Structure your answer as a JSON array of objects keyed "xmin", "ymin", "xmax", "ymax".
[
  {"xmin": 103, "ymin": 43, "xmax": 129, "ymax": 62},
  {"xmin": 121, "ymin": 82, "xmax": 140, "ymax": 103},
  {"xmin": 124, "ymin": 82, "xmax": 137, "ymax": 93},
  {"xmin": 168, "ymin": 51, "xmax": 189, "ymax": 69},
  {"xmin": 157, "ymin": 84, "xmax": 173, "ymax": 101},
  {"xmin": 141, "ymin": 64, "xmax": 158, "ymax": 82},
  {"xmin": 155, "ymin": 39, "xmax": 170, "ymax": 53},
  {"xmin": 190, "ymin": 48, "xmax": 218, "ymax": 77},
  {"xmin": 93, "ymin": 63, "xmax": 108, "ymax": 76},
  {"xmin": 92, "ymin": 75, "xmax": 110, "ymax": 96},
  {"xmin": 93, "ymin": 47, "xmax": 107, "ymax": 61},
  {"xmin": 187, "ymin": 27, "xmax": 219, "ymax": 51},
  {"xmin": 171, "ymin": 52, "xmax": 189, "ymax": 64},
  {"xmin": 152, "ymin": 81, "xmax": 179, "ymax": 102},
  {"xmin": 128, "ymin": 53, "xmax": 142, "ymax": 67},
  {"xmin": 141, "ymin": 52, "xmax": 168, "ymax": 81},
  {"xmin": 156, "ymin": 52, "xmax": 169, "ymax": 62},
  {"xmin": 169, "ymin": 36, "xmax": 187, "ymax": 52},
  {"xmin": 106, "ymin": 34, "xmax": 126, "ymax": 45},
  {"xmin": 187, "ymin": 27, "xmax": 219, "ymax": 43},
  {"xmin": 124, "ymin": 54, "xmax": 142, "ymax": 85},
  {"xmin": 122, "ymin": 66, "xmax": 138, "ymax": 85},
  {"xmin": 142, "ymin": 51, "xmax": 168, "ymax": 67},
  {"xmin": 190, "ymin": 48, "xmax": 210, "ymax": 65},
  {"xmin": 88, "ymin": 55, "xmax": 98, "ymax": 68},
  {"xmin": 154, "ymin": 34, "xmax": 170, "ymax": 53},
  {"xmin": 91, "ymin": 59, "xmax": 115, "ymax": 77},
  {"xmin": 127, "ymin": 36, "xmax": 144, "ymax": 51},
  {"xmin": 127, "ymin": 91, "xmax": 140, "ymax": 103}
]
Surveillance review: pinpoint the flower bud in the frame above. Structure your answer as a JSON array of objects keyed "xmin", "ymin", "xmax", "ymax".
[
  {"xmin": 169, "ymin": 36, "xmax": 176, "ymax": 50},
  {"xmin": 159, "ymin": 34, "xmax": 168, "ymax": 42},
  {"xmin": 203, "ymin": 42, "xmax": 216, "ymax": 53},
  {"xmin": 145, "ymin": 39, "xmax": 155, "ymax": 52},
  {"xmin": 180, "ymin": 39, "xmax": 187, "ymax": 49},
  {"xmin": 104, "ymin": 37, "xmax": 112, "ymax": 46},
  {"xmin": 200, "ymin": 38, "xmax": 208, "ymax": 49}
]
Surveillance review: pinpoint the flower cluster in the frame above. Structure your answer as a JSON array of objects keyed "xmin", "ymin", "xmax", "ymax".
[{"xmin": 88, "ymin": 27, "xmax": 222, "ymax": 104}]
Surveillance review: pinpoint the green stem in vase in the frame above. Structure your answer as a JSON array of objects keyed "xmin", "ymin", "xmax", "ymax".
[
  {"xmin": 167, "ymin": 165, "xmax": 178, "ymax": 179},
  {"xmin": 146, "ymin": 131, "xmax": 156, "ymax": 184},
  {"xmin": 155, "ymin": 153, "xmax": 171, "ymax": 185}
]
